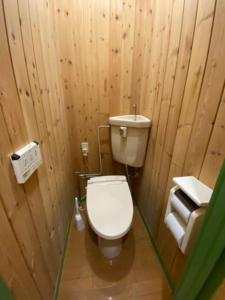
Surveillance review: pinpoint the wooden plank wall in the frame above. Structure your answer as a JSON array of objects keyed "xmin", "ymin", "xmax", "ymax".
[
  {"xmin": 51, "ymin": 0, "xmax": 225, "ymax": 285},
  {"xmin": 1, "ymin": 0, "xmax": 225, "ymax": 297},
  {"xmin": 52, "ymin": 0, "xmax": 225, "ymax": 285},
  {"xmin": 0, "ymin": 0, "xmax": 75, "ymax": 299},
  {"xmin": 136, "ymin": 0, "xmax": 225, "ymax": 286}
]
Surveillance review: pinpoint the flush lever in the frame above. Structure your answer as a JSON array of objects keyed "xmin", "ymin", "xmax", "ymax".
[{"xmin": 120, "ymin": 126, "xmax": 127, "ymax": 138}]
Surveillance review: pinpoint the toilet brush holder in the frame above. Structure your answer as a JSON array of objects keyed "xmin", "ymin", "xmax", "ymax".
[{"xmin": 74, "ymin": 197, "xmax": 85, "ymax": 231}]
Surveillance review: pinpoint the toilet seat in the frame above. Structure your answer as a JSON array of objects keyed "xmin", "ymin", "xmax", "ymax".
[{"xmin": 87, "ymin": 176, "xmax": 133, "ymax": 240}]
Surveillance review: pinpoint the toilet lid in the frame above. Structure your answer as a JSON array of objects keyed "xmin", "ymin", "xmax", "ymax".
[{"xmin": 87, "ymin": 176, "xmax": 133, "ymax": 240}]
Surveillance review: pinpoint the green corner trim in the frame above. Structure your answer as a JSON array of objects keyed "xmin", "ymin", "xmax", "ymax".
[
  {"xmin": 174, "ymin": 160, "xmax": 225, "ymax": 300},
  {"xmin": 53, "ymin": 205, "xmax": 74, "ymax": 300},
  {"xmin": 0, "ymin": 278, "xmax": 14, "ymax": 300},
  {"xmin": 197, "ymin": 249, "xmax": 225, "ymax": 300},
  {"xmin": 136, "ymin": 204, "xmax": 175, "ymax": 291}
]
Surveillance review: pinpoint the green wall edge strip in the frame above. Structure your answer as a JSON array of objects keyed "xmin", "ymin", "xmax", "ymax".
[
  {"xmin": 136, "ymin": 204, "xmax": 175, "ymax": 291},
  {"xmin": 197, "ymin": 249, "xmax": 225, "ymax": 300},
  {"xmin": 53, "ymin": 205, "xmax": 74, "ymax": 300},
  {"xmin": 0, "ymin": 278, "xmax": 14, "ymax": 300}
]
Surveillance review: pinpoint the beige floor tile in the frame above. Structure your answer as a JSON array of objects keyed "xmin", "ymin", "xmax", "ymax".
[
  {"xmin": 131, "ymin": 293, "xmax": 163, "ymax": 300},
  {"xmin": 62, "ymin": 263, "xmax": 92, "ymax": 281},
  {"xmin": 58, "ymin": 206, "xmax": 170, "ymax": 300},
  {"xmin": 61, "ymin": 276, "xmax": 93, "ymax": 292},
  {"xmin": 132, "ymin": 278, "xmax": 165, "ymax": 296}
]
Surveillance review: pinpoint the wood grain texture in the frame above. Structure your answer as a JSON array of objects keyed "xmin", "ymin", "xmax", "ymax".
[
  {"xmin": 0, "ymin": 0, "xmax": 75, "ymax": 298},
  {"xmin": 138, "ymin": 0, "xmax": 225, "ymax": 286},
  {"xmin": 1, "ymin": 0, "xmax": 225, "ymax": 297},
  {"xmin": 51, "ymin": 0, "xmax": 225, "ymax": 284}
]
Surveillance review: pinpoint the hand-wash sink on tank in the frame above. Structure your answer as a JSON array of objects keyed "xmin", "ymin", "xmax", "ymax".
[
  {"xmin": 109, "ymin": 114, "xmax": 151, "ymax": 128},
  {"xmin": 109, "ymin": 115, "xmax": 151, "ymax": 167}
]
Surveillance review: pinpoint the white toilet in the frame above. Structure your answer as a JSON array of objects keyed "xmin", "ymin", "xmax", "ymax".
[
  {"xmin": 86, "ymin": 115, "xmax": 151, "ymax": 258},
  {"xmin": 87, "ymin": 176, "xmax": 133, "ymax": 258}
]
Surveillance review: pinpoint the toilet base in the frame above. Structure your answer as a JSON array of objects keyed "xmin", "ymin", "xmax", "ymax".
[{"xmin": 98, "ymin": 236, "xmax": 122, "ymax": 259}]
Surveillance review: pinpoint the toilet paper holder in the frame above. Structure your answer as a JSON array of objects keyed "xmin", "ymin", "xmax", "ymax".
[{"xmin": 164, "ymin": 176, "xmax": 213, "ymax": 255}]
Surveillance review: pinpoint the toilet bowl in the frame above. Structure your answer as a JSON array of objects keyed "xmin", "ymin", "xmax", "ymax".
[{"xmin": 87, "ymin": 176, "xmax": 133, "ymax": 258}]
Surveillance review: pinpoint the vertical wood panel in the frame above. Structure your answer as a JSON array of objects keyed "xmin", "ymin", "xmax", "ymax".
[
  {"xmin": 131, "ymin": 0, "xmax": 155, "ymax": 114},
  {"xmin": 145, "ymin": 0, "xmax": 185, "ymax": 236},
  {"xmin": 18, "ymin": 0, "xmax": 62, "ymax": 259},
  {"xmin": 119, "ymin": 0, "xmax": 135, "ymax": 114},
  {"xmin": 28, "ymin": 0, "xmax": 67, "ymax": 249},
  {"xmin": 0, "ymin": 0, "xmax": 75, "ymax": 298},
  {"xmin": 3, "ymin": 0, "xmax": 59, "ymax": 282},
  {"xmin": 34, "ymin": 0, "xmax": 74, "ymax": 236},
  {"xmin": 155, "ymin": 0, "xmax": 198, "ymax": 236},
  {"xmin": 109, "ymin": 0, "xmax": 123, "ymax": 116},
  {"xmin": 1, "ymin": 0, "xmax": 225, "ymax": 296},
  {"xmin": 183, "ymin": 0, "xmax": 225, "ymax": 178},
  {"xmin": 164, "ymin": 0, "xmax": 216, "ymax": 196},
  {"xmin": 0, "ymin": 2, "xmax": 53, "ymax": 296},
  {"xmin": 0, "ymin": 196, "xmax": 41, "ymax": 300},
  {"xmin": 200, "ymin": 86, "xmax": 225, "ymax": 187},
  {"xmin": 132, "ymin": 0, "xmax": 225, "ymax": 286},
  {"xmin": 151, "ymin": 0, "xmax": 216, "ymax": 276}
]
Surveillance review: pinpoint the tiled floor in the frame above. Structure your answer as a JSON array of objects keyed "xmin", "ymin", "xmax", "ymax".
[{"xmin": 58, "ymin": 206, "xmax": 171, "ymax": 299}]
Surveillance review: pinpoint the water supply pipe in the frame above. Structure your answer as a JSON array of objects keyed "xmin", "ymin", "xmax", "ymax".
[{"xmin": 74, "ymin": 125, "xmax": 110, "ymax": 196}]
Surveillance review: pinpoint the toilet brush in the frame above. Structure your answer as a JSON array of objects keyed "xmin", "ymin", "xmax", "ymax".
[{"xmin": 74, "ymin": 197, "xmax": 85, "ymax": 231}]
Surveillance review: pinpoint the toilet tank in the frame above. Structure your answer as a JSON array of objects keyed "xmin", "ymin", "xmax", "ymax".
[{"xmin": 109, "ymin": 115, "xmax": 151, "ymax": 167}]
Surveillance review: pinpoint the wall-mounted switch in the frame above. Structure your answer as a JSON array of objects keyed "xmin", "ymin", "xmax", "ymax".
[
  {"xmin": 81, "ymin": 142, "xmax": 89, "ymax": 157},
  {"xmin": 10, "ymin": 141, "xmax": 42, "ymax": 184}
]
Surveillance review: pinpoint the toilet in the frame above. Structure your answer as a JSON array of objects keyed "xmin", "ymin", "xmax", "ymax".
[
  {"xmin": 87, "ymin": 115, "xmax": 151, "ymax": 258},
  {"xmin": 87, "ymin": 176, "xmax": 133, "ymax": 258}
]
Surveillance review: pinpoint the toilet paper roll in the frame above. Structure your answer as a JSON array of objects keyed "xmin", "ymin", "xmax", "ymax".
[
  {"xmin": 171, "ymin": 193, "xmax": 192, "ymax": 224},
  {"xmin": 165, "ymin": 212, "xmax": 186, "ymax": 247}
]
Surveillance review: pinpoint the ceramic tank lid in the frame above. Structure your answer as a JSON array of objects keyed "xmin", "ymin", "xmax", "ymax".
[
  {"xmin": 87, "ymin": 176, "xmax": 133, "ymax": 240},
  {"xmin": 109, "ymin": 115, "xmax": 151, "ymax": 128}
]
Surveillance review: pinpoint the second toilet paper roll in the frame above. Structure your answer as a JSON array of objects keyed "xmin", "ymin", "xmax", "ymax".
[
  {"xmin": 171, "ymin": 193, "xmax": 192, "ymax": 224},
  {"xmin": 165, "ymin": 212, "xmax": 186, "ymax": 247}
]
